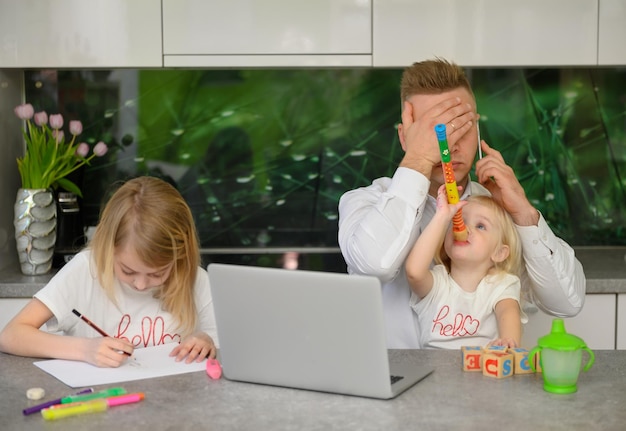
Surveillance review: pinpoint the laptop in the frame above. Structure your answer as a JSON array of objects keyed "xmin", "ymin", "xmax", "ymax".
[{"xmin": 207, "ymin": 263, "xmax": 433, "ymax": 399}]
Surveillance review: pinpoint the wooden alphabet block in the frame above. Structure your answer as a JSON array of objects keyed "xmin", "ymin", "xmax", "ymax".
[
  {"xmin": 461, "ymin": 346, "xmax": 483, "ymax": 372},
  {"xmin": 483, "ymin": 345, "xmax": 509, "ymax": 353},
  {"xmin": 482, "ymin": 351, "xmax": 514, "ymax": 378},
  {"xmin": 508, "ymin": 347, "xmax": 534, "ymax": 374}
]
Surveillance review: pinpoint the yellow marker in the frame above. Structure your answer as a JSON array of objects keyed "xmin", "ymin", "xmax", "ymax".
[{"xmin": 41, "ymin": 399, "xmax": 108, "ymax": 421}]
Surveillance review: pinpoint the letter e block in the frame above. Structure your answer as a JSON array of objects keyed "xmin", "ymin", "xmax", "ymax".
[
  {"xmin": 461, "ymin": 346, "xmax": 483, "ymax": 372},
  {"xmin": 508, "ymin": 347, "xmax": 534, "ymax": 375},
  {"xmin": 482, "ymin": 351, "xmax": 514, "ymax": 378}
]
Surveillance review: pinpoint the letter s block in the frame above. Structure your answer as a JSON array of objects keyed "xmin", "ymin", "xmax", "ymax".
[
  {"xmin": 482, "ymin": 351, "xmax": 514, "ymax": 379},
  {"xmin": 508, "ymin": 347, "xmax": 534, "ymax": 375},
  {"xmin": 461, "ymin": 346, "xmax": 483, "ymax": 372}
]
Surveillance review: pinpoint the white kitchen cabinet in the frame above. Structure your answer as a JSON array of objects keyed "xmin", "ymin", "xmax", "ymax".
[
  {"xmin": 617, "ymin": 294, "xmax": 626, "ymax": 349},
  {"xmin": 0, "ymin": 298, "xmax": 30, "ymax": 331},
  {"xmin": 0, "ymin": 0, "xmax": 162, "ymax": 67},
  {"xmin": 598, "ymin": 0, "xmax": 626, "ymax": 65},
  {"xmin": 522, "ymin": 294, "xmax": 616, "ymax": 350},
  {"xmin": 162, "ymin": 0, "xmax": 372, "ymax": 67},
  {"xmin": 373, "ymin": 0, "xmax": 598, "ymax": 67}
]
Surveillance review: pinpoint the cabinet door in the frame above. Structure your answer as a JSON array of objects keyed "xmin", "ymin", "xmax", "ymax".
[
  {"xmin": 162, "ymin": 0, "xmax": 372, "ymax": 67},
  {"xmin": 599, "ymin": 0, "xmax": 626, "ymax": 65},
  {"xmin": 618, "ymin": 294, "xmax": 626, "ymax": 350},
  {"xmin": 373, "ymin": 0, "xmax": 598, "ymax": 67},
  {"xmin": 0, "ymin": 0, "xmax": 162, "ymax": 67},
  {"xmin": 522, "ymin": 294, "xmax": 616, "ymax": 350}
]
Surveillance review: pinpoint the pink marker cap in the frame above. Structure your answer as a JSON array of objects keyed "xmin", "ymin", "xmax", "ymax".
[
  {"xmin": 106, "ymin": 393, "xmax": 145, "ymax": 407},
  {"xmin": 206, "ymin": 358, "xmax": 222, "ymax": 379}
]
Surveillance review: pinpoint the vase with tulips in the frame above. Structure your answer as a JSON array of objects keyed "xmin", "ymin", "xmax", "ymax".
[{"xmin": 13, "ymin": 103, "xmax": 108, "ymax": 275}]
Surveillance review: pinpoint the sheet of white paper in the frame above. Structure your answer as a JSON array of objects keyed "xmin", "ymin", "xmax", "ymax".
[{"xmin": 33, "ymin": 343, "xmax": 206, "ymax": 388}]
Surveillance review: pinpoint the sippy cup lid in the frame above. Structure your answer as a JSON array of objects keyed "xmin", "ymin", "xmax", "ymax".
[{"xmin": 536, "ymin": 319, "xmax": 588, "ymax": 351}]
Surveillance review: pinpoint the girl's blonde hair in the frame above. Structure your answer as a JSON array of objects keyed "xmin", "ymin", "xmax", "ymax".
[
  {"xmin": 436, "ymin": 195, "xmax": 522, "ymax": 277},
  {"xmin": 90, "ymin": 176, "xmax": 200, "ymax": 337}
]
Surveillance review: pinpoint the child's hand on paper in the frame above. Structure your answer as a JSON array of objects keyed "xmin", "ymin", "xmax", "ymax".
[
  {"xmin": 169, "ymin": 332, "xmax": 217, "ymax": 363},
  {"xmin": 83, "ymin": 337, "xmax": 135, "ymax": 368}
]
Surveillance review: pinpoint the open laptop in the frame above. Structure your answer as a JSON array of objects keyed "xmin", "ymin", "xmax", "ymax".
[{"xmin": 208, "ymin": 263, "xmax": 433, "ymax": 399}]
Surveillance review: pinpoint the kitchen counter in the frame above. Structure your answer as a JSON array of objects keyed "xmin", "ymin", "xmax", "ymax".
[
  {"xmin": 571, "ymin": 247, "xmax": 626, "ymax": 293},
  {"xmin": 1, "ymin": 349, "xmax": 624, "ymax": 430},
  {"xmin": 0, "ymin": 266, "xmax": 55, "ymax": 298},
  {"xmin": 2, "ymin": 247, "xmax": 625, "ymax": 298}
]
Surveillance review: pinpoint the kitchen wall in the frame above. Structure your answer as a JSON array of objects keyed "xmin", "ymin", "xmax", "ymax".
[{"xmin": 2, "ymin": 66, "xmax": 624, "ymax": 274}]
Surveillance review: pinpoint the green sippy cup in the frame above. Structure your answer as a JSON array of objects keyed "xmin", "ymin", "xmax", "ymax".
[{"xmin": 529, "ymin": 319, "xmax": 595, "ymax": 394}]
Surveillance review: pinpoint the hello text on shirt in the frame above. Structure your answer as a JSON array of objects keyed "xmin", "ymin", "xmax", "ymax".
[
  {"xmin": 432, "ymin": 305, "xmax": 481, "ymax": 337},
  {"xmin": 114, "ymin": 314, "xmax": 181, "ymax": 347}
]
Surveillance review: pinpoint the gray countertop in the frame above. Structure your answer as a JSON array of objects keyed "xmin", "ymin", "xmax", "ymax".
[
  {"xmin": 1, "ymin": 349, "xmax": 624, "ymax": 430},
  {"xmin": 2, "ymin": 247, "xmax": 625, "ymax": 298}
]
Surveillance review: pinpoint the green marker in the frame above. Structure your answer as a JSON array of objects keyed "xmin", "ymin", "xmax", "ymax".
[{"xmin": 60, "ymin": 387, "xmax": 127, "ymax": 404}]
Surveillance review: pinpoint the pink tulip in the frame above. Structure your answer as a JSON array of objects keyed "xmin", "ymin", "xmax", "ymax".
[
  {"xmin": 69, "ymin": 120, "xmax": 83, "ymax": 136},
  {"xmin": 53, "ymin": 130, "xmax": 64, "ymax": 143},
  {"xmin": 76, "ymin": 142, "xmax": 90, "ymax": 157},
  {"xmin": 49, "ymin": 114, "xmax": 63, "ymax": 130},
  {"xmin": 14, "ymin": 103, "xmax": 34, "ymax": 120},
  {"xmin": 93, "ymin": 141, "xmax": 108, "ymax": 157},
  {"xmin": 34, "ymin": 111, "xmax": 48, "ymax": 126}
]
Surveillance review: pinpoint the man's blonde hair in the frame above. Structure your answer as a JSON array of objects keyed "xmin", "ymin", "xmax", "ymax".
[
  {"xmin": 400, "ymin": 57, "xmax": 473, "ymax": 102},
  {"xmin": 90, "ymin": 176, "xmax": 201, "ymax": 337}
]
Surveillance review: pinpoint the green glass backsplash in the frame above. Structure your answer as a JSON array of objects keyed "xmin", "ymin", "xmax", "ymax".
[{"xmin": 25, "ymin": 68, "xmax": 626, "ymax": 250}]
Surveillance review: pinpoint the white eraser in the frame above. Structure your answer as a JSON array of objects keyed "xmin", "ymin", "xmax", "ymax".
[{"xmin": 26, "ymin": 387, "xmax": 45, "ymax": 400}]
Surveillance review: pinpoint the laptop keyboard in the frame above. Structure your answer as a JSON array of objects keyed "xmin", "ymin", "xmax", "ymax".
[{"xmin": 390, "ymin": 375, "xmax": 404, "ymax": 385}]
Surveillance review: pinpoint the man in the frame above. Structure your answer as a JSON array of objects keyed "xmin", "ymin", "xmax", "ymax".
[{"xmin": 338, "ymin": 58, "xmax": 586, "ymax": 348}]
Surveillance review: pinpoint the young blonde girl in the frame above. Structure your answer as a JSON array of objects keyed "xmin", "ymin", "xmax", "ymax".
[
  {"xmin": 405, "ymin": 185, "xmax": 525, "ymax": 349},
  {"xmin": 0, "ymin": 176, "xmax": 218, "ymax": 367}
]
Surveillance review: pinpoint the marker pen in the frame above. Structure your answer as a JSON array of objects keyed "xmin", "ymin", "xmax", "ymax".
[
  {"xmin": 42, "ymin": 399, "xmax": 108, "ymax": 421},
  {"xmin": 41, "ymin": 393, "xmax": 145, "ymax": 421},
  {"xmin": 22, "ymin": 388, "xmax": 93, "ymax": 416},
  {"xmin": 60, "ymin": 387, "xmax": 127, "ymax": 404},
  {"xmin": 105, "ymin": 392, "xmax": 145, "ymax": 407}
]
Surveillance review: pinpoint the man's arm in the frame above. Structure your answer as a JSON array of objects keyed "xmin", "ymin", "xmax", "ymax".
[
  {"xmin": 339, "ymin": 97, "xmax": 473, "ymax": 282},
  {"xmin": 517, "ymin": 217, "xmax": 586, "ymax": 316},
  {"xmin": 338, "ymin": 168, "xmax": 430, "ymax": 282},
  {"xmin": 475, "ymin": 141, "xmax": 586, "ymax": 317}
]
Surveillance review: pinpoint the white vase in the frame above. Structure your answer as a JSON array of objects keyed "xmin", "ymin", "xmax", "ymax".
[{"xmin": 14, "ymin": 188, "xmax": 57, "ymax": 275}]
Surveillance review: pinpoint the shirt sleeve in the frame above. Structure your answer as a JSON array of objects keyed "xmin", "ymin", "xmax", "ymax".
[
  {"xmin": 338, "ymin": 167, "xmax": 430, "ymax": 282},
  {"xmin": 34, "ymin": 251, "xmax": 96, "ymax": 334},
  {"xmin": 409, "ymin": 265, "xmax": 448, "ymax": 312},
  {"xmin": 516, "ymin": 214, "xmax": 586, "ymax": 317}
]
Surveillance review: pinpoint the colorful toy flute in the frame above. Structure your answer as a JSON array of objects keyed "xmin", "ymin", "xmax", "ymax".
[{"xmin": 434, "ymin": 123, "xmax": 468, "ymax": 242}]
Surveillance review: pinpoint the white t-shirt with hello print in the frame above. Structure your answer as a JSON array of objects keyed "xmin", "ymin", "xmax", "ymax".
[
  {"xmin": 34, "ymin": 250, "xmax": 219, "ymax": 348},
  {"xmin": 410, "ymin": 264, "xmax": 525, "ymax": 349}
]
